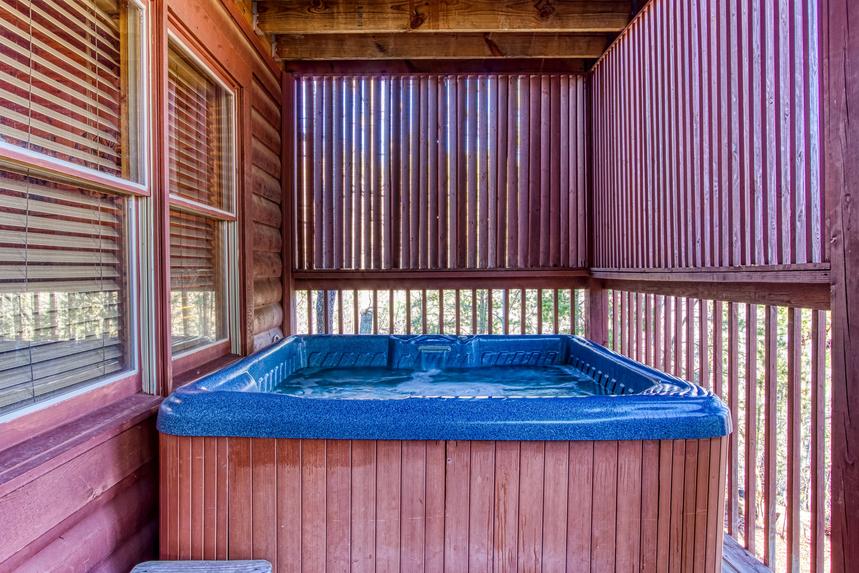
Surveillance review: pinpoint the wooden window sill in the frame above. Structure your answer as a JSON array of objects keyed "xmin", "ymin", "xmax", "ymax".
[
  {"xmin": 172, "ymin": 353, "xmax": 242, "ymax": 390},
  {"xmin": 0, "ymin": 393, "xmax": 161, "ymax": 498}
]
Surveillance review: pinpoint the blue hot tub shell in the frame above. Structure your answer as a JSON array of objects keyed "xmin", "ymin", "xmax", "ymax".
[{"xmin": 157, "ymin": 335, "xmax": 731, "ymax": 441}]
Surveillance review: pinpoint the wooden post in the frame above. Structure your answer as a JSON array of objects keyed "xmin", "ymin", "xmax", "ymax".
[
  {"xmin": 822, "ymin": 0, "xmax": 859, "ymax": 570},
  {"xmin": 282, "ymin": 73, "xmax": 296, "ymax": 336},
  {"xmin": 585, "ymin": 279, "xmax": 608, "ymax": 345}
]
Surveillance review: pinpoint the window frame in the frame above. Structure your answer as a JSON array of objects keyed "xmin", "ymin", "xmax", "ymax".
[
  {"xmin": 0, "ymin": 0, "xmax": 150, "ymax": 422},
  {"xmin": 0, "ymin": 0, "xmax": 150, "ymax": 194},
  {"xmin": 164, "ymin": 31, "xmax": 240, "ymax": 377}
]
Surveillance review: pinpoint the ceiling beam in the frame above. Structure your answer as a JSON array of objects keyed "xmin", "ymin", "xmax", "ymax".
[
  {"xmin": 281, "ymin": 59, "xmax": 590, "ymax": 74},
  {"xmin": 275, "ymin": 32, "xmax": 612, "ymax": 60},
  {"xmin": 257, "ymin": 0, "xmax": 632, "ymax": 34}
]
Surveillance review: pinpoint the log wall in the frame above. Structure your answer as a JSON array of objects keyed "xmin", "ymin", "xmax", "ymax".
[
  {"xmin": 250, "ymin": 78, "xmax": 286, "ymax": 351},
  {"xmin": 160, "ymin": 434, "xmax": 727, "ymax": 573}
]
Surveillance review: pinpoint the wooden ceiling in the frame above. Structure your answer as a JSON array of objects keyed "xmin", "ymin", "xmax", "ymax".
[{"xmin": 256, "ymin": 0, "xmax": 641, "ymax": 69}]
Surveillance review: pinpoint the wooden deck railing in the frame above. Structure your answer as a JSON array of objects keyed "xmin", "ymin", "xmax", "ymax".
[
  {"xmin": 604, "ymin": 287, "xmax": 831, "ymax": 573},
  {"xmin": 292, "ymin": 286, "xmax": 587, "ymax": 337}
]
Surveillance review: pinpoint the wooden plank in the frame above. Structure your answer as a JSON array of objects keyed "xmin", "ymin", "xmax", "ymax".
[
  {"xmin": 590, "ymin": 440, "xmax": 618, "ymax": 573},
  {"xmin": 424, "ymin": 440, "xmax": 446, "ymax": 573},
  {"xmin": 639, "ymin": 441, "xmax": 660, "ymax": 573},
  {"xmin": 786, "ymin": 308, "xmax": 802, "ymax": 572},
  {"xmin": 615, "ymin": 440, "xmax": 642, "ymax": 572},
  {"xmin": 400, "ymin": 441, "xmax": 427, "ymax": 572},
  {"xmin": 350, "ymin": 440, "xmax": 376, "ymax": 573},
  {"xmin": 444, "ymin": 440, "xmax": 471, "ymax": 570},
  {"xmin": 276, "ymin": 440, "xmax": 301, "ymax": 573},
  {"xmin": 468, "ymin": 441, "xmax": 496, "ymax": 572},
  {"xmin": 681, "ymin": 439, "xmax": 699, "ymax": 572},
  {"xmin": 177, "ymin": 437, "xmax": 192, "ymax": 559},
  {"xmin": 811, "ymin": 311, "xmax": 827, "ymax": 573},
  {"xmin": 276, "ymin": 32, "xmax": 611, "ymax": 60},
  {"xmin": 824, "ymin": 0, "xmax": 859, "ymax": 569},
  {"xmin": 566, "ymin": 441, "xmax": 594, "ymax": 568},
  {"xmin": 727, "ymin": 303, "xmax": 740, "ymax": 536},
  {"xmin": 325, "ymin": 440, "xmax": 351, "ymax": 572},
  {"xmin": 301, "ymin": 440, "xmax": 326, "ymax": 571},
  {"xmin": 743, "ymin": 304, "xmax": 758, "ymax": 555},
  {"xmin": 493, "ymin": 441, "xmax": 521, "ymax": 573},
  {"xmin": 251, "ymin": 439, "xmax": 277, "ymax": 566},
  {"xmin": 227, "ymin": 439, "xmax": 252, "ymax": 559},
  {"xmin": 516, "ymin": 441, "xmax": 545, "ymax": 572},
  {"xmin": 667, "ymin": 440, "xmax": 686, "ymax": 573},
  {"xmin": 131, "ymin": 561, "xmax": 272, "ymax": 573},
  {"xmin": 541, "ymin": 441, "xmax": 570, "ymax": 572},
  {"xmin": 257, "ymin": 0, "xmax": 633, "ymax": 33},
  {"xmin": 375, "ymin": 440, "xmax": 402, "ymax": 571}
]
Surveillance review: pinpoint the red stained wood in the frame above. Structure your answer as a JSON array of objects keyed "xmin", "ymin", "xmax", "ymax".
[
  {"xmin": 161, "ymin": 436, "xmax": 726, "ymax": 572},
  {"xmin": 350, "ymin": 440, "xmax": 376, "ymax": 572},
  {"xmin": 468, "ymin": 441, "xmax": 496, "ymax": 572},
  {"xmin": 823, "ymin": 1, "xmax": 857, "ymax": 570},
  {"xmin": 590, "ymin": 441, "xmax": 618, "ymax": 573},
  {"xmin": 325, "ymin": 440, "xmax": 351, "ymax": 573},
  {"xmin": 591, "ymin": 0, "xmax": 825, "ymax": 270},
  {"xmin": 615, "ymin": 441, "xmax": 642, "ymax": 573},
  {"xmin": 0, "ymin": 422, "xmax": 156, "ymax": 567},
  {"xmin": 375, "ymin": 440, "xmax": 402, "ymax": 571},
  {"xmin": 400, "ymin": 441, "xmax": 427, "ymax": 572},
  {"xmin": 444, "ymin": 440, "xmax": 471, "ymax": 570}
]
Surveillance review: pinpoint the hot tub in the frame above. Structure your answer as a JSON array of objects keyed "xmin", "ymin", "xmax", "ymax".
[{"xmin": 158, "ymin": 335, "xmax": 730, "ymax": 572}]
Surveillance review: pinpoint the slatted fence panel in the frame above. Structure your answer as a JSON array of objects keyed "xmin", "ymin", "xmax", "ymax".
[
  {"xmin": 591, "ymin": 0, "xmax": 825, "ymax": 269},
  {"xmin": 606, "ymin": 288, "xmax": 832, "ymax": 573},
  {"xmin": 293, "ymin": 74, "xmax": 588, "ymax": 271}
]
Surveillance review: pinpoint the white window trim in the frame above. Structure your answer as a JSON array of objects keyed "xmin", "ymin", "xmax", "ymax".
[{"xmin": 166, "ymin": 32, "xmax": 241, "ymax": 360}]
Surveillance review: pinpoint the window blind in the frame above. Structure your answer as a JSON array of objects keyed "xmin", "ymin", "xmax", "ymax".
[
  {"xmin": 0, "ymin": 168, "xmax": 128, "ymax": 412},
  {"xmin": 0, "ymin": 0, "xmax": 127, "ymax": 177},
  {"xmin": 167, "ymin": 45, "xmax": 232, "ymax": 355},
  {"xmin": 167, "ymin": 49, "xmax": 229, "ymax": 210},
  {"xmin": 169, "ymin": 209, "xmax": 224, "ymax": 353}
]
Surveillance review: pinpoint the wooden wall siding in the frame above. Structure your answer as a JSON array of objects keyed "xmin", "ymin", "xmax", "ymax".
[
  {"xmin": 822, "ymin": 0, "xmax": 859, "ymax": 571},
  {"xmin": 293, "ymin": 74, "xmax": 588, "ymax": 272},
  {"xmin": 160, "ymin": 435, "xmax": 727, "ymax": 572},
  {"xmin": 250, "ymin": 78, "xmax": 285, "ymax": 352},
  {"xmin": 0, "ymin": 404, "xmax": 157, "ymax": 573},
  {"xmin": 591, "ymin": 0, "xmax": 826, "ymax": 270},
  {"xmin": 293, "ymin": 287, "xmax": 586, "ymax": 336},
  {"xmin": 605, "ymin": 289, "xmax": 832, "ymax": 573}
]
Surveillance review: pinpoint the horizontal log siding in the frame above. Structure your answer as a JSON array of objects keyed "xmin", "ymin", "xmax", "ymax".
[
  {"xmin": 293, "ymin": 73, "xmax": 588, "ymax": 272},
  {"xmin": 250, "ymin": 78, "xmax": 285, "ymax": 351},
  {"xmin": 161, "ymin": 434, "xmax": 727, "ymax": 573},
  {"xmin": 591, "ymin": 0, "xmax": 825, "ymax": 270}
]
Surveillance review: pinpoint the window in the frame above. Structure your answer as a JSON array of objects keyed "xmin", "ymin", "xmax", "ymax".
[
  {"xmin": 0, "ymin": 0, "xmax": 145, "ymax": 415},
  {"xmin": 0, "ymin": 170, "xmax": 131, "ymax": 413},
  {"xmin": 0, "ymin": 0, "xmax": 145, "ymax": 182},
  {"xmin": 166, "ymin": 41, "xmax": 235, "ymax": 359}
]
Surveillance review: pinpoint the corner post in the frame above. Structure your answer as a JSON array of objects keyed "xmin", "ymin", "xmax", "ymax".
[
  {"xmin": 822, "ymin": 0, "xmax": 859, "ymax": 569},
  {"xmin": 585, "ymin": 279, "xmax": 608, "ymax": 345}
]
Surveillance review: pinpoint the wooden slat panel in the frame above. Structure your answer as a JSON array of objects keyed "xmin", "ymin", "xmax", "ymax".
[
  {"xmin": 293, "ymin": 73, "xmax": 587, "ymax": 272},
  {"xmin": 592, "ymin": 0, "xmax": 825, "ymax": 269},
  {"xmin": 162, "ymin": 437, "xmax": 726, "ymax": 572},
  {"xmin": 350, "ymin": 440, "xmax": 376, "ymax": 573},
  {"xmin": 590, "ymin": 440, "xmax": 618, "ymax": 573}
]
